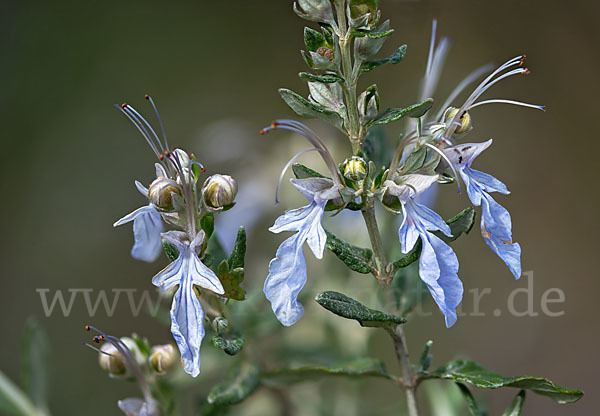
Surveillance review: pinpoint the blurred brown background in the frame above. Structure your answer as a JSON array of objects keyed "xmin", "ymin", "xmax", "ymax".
[{"xmin": 1, "ymin": 0, "xmax": 599, "ymax": 414}]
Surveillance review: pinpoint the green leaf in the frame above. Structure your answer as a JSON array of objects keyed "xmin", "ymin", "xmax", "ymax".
[
  {"xmin": 279, "ymin": 88, "xmax": 343, "ymax": 129},
  {"xmin": 0, "ymin": 372, "xmax": 44, "ymax": 416},
  {"xmin": 217, "ymin": 260, "xmax": 246, "ymax": 301},
  {"xmin": 433, "ymin": 207, "xmax": 476, "ymax": 243},
  {"xmin": 131, "ymin": 334, "xmax": 152, "ymax": 357},
  {"xmin": 360, "ymin": 44, "xmax": 407, "ymax": 74},
  {"xmin": 363, "ymin": 126, "xmax": 391, "ymax": 168},
  {"xmin": 456, "ymin": 383, "xmax": 483, "ymax": 416},
  {"xmin": 292, "ymin": 163, "xmax": 328, "ymax": 179},
  {"xmin": 207, "ymin": 235, "xmax": 228, "ymax": 270},
  {"xmin": 163, "ymin": 242, "xmax": 179, "ymax": 262},
  {"xmin": 212, "ymin": 333, "xmax": 245, "ymax": 356},
  {"xmin": 201, "ymin": 213, "xmax": 215, "ymax": 240},
  {"xmin": 392, "ymin": 239, "xmax": 421, "ymax": 269},
  {"xmin": 200, "ymin": 402, "xmax": 230, "ymax": 416},
  {"xmin": 228, "ymin": 227, "xmax": 246, "ymax": 269},
  {"xmin": 299, "ymin": 72, "xmax": 343, "ymax": 84},
  {"xmin": 353, "ymin": 28, "xmax": 394, "ymax": 39},
  {"xmin": 207, "ymin": 363, "xmax": 260, "ymax": 406},
  {"xmin": 418, "ymin": 340, "xmax": 433, "ymax": 372},
  {"xmin": 502, "ymin": 390, "xmax": 526, "ymax": 416},
  {"xmin": 400, "ymin": 146, "xmax": 427, "ymax": 174},
  {"xmin": 325, "ymin": 230, "xmax": 373, "ymax": 274},
  {"xmin": 304, "ymin": 26, "xmax": 328, "ymax": 52},
  {"xmin": 366, "ymin": 98, "xmax": 433, "ymax": 128},
  {"xmin": 422, "ymin": 360, "xmax": 583, "ymax": 404},
  {"xmin": 261, "ymin": 358, "xmax": 393, "ymax": 384},
  {"xmin": 20, "ymin": 319, "xmax": 49, "ymax": 414},
  {"xmin": 315, "ymin": 291, "xmax": 406, "ymax": 327},
  {"xmin": 393, "ymin": 261, "xmax": 429, "ymax": 315}
]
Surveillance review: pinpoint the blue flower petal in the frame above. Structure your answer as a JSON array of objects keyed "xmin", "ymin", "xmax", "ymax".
[
  {"xmin": 480, "ymin": 193, "xmax": 513, "ymax": 240},
  {"xmin": 170, "ymin": 280, "xmax": 204, "ymax": 377},
  {"xmin": 114, "ymin": 204, "xmax": 164, "ymax": 262},
  {"xmin": 151, "ymin": 231, "xmax": 224, "ymax": 377},
  {"xmin": 399, "ymin": 201, "xmax": 463, "ymax": 327},
  {"xmin": 458, "ymin": 160, "xmax": 522, "ymax": 279},
  {"xmin": 265, "ymin": 201, "xmax": 326, "ymax": 326},
  {"xmin": 464, "ymin": 167, "xmax": 509, "ymax": 195},
  {"xmin": 482, "ymin": 231, "xmax": 522, "ymax": 279},
  {"xmin": 481, "ymin": 196, "xmax": 521, "ymax": 279},
  {"xmin": 264, "ymin": 233, "xmax": 307, "ymax": 326}
]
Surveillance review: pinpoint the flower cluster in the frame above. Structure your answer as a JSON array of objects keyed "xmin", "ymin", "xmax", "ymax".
[
  {"xmin": 114, "ymin": 97, "xmax": 239, "ymax": 376},
  {"xmin": 262, "ymin": 10, "xmax": 543, "ymax": 328}
]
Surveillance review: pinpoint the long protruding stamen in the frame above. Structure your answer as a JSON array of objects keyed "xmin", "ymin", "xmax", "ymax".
[
  {"xmin": 458, "ymin": 56, "xmax": 524, "ymax": 112},
  {"xmin": 145, "ymin": 94, "xmax": 170, "ymax": 151},
  {"xmin": 84, "ymin": 325, "xmax": 154, "ymax": 404},
  {"xmin": 421, "ymin": 19, "xmax": 450, "ymax": 102},
  {"xmin": 446, "ymin": 56, "xmax": 531, "ymax": 137},
  {"xmin": 276, "ymin": 119, "xmax": 329, "ymax": 151},
  {"xmin": 116, "ymin": 104, "xmax": 162, "ymax": 159},
  {"xmin": 275, "ymin": 147, "xmax": 321, "ymax": 204},
  {"xmin": 467, "ymin": 99, "xmax": 545, "ymax": 111},
  {"xmin": 423, "ymin": 143, "xmax": 461, "ymax": 194},
  {"xmin": 434, "ymin": 63, "xmax": 495, "ymax": 120},
  {"xmin": 261, "ymin": 120, "xmax": 343, "ymax": 186},
  {"xmin": 425, "ymin": 20, "xmax": 438, "ymax": 77},
  {"xmin": 125, "ymin": 105, "xmax": 166, "ymax": 154}
]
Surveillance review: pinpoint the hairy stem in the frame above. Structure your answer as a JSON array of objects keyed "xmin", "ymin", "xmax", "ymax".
[
  {"xmin": 387, "ymin": 325, "xmax": 420, "ymax": 416},
  {"xmin": 335, "ymin": 0, "xmax": 362, "ymax": 154}
]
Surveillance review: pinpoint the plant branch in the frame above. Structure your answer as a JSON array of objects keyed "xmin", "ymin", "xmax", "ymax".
[{"xmin": 386, "ymin": 325, "xmax": 420, "ymax": 416}]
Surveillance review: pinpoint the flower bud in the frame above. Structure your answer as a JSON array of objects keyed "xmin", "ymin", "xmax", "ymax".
[
  {"xmin": 202, "ymin": 174, "xmax": 238, "ymax": 209},
  {"xmin": 316, "ymin": 46, "xmax": 334, "ymax": 62},
  {"xmin": 149, "ymin": 344, "xmax": 177, "ymax": 375},
  {"xmin": 148, "ymin": 177, "xmax": 181, "ymax": 210},
  {"xmin": 444, "ymin": 107, "xmax": 472, "ymax": 134},
  {"xmin": 98, "ymin": 342, "xmax": 127, "ymax": 376},
  {"xmin": 343, "ymin": 156, "xmax": 368, "ymax": 182},
  {"xmin": 350, "ymin": 0, "xmax": 379, "ymax": 23}
]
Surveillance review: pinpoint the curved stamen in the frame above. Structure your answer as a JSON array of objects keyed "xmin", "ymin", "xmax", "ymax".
[
  {"xmin": 423, "ymin": 143, "xmax": 461, "ymax": 194},
  {"xmin": 116, "ymin": 104, "xmax": 162, "ymax": 159},
  {"xmin": 458, "ymin": 57, "xmax": 524, "ymax": 114},
  {"xmin": 273, "ymin": 119, "xmax": 328, "ymax": 151},
  {"xmin": 191, "ymin": 160, "xmax": 206, "ymax": 173},
  {"xmin": 421, "ymin": 20, "xmax": 450, "ymax": 102},
  {"xmin": 145, "ymin": 95, "xmax": 170, "ymax": 151},
  {"xmin": 275, "ymin": 147, "xmax": 321, "ymax": 204},
  {"xmin": 434, "ymin": 63, "xmax": 495, "ymax": 121},
  {"xmin": 84, "ymin": 326, "xmax": 153, "ymax": 402},
  {"xmin": 467, "ymin": 99, "xmax": 545, "ymax": 112},
  {"xmin": 425, "ymin": 20, "xmax": 438, "ymax": 77},
  {"xmin": 125, "ymin": 105, "xmax": 166, "ymax": 154},
  {"xmin": 261, "ymin": 121, "xmax": 343, "ymax": 186},
  {"xmin": 446, "ymin": 57, "xmax": 530, "ymax": 137}
]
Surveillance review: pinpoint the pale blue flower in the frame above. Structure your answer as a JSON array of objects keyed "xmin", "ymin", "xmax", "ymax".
[
  {"xmin": 444, "ymin": 139, "xmax": 521, "ymax": 279},
  {"xmin": 385, "ymin": 174, "xmax": 464, "ymax": 327},
  {"xmin": 265, "ymin": 177, "xmax": 342, "ymax": 326},
  {"xmin": 152, "ymin": 230, "xmax": 224, "ymax": 377},
  {"xmin": 261, "ymin": 120, "xmax": 347, "ymax": 326},
  {"xmin": 114, "ymin": 181, "xmax": 164, "ymax": 262}
]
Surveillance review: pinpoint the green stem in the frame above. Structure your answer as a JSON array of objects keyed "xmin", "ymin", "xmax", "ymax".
[
  {"xmin": 386, "ymin": 326, "xmax": 420, "ymax": 416},
  {"xmin": 360, "ymin": 203, "xmax": 388, "ymax": 282}
]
